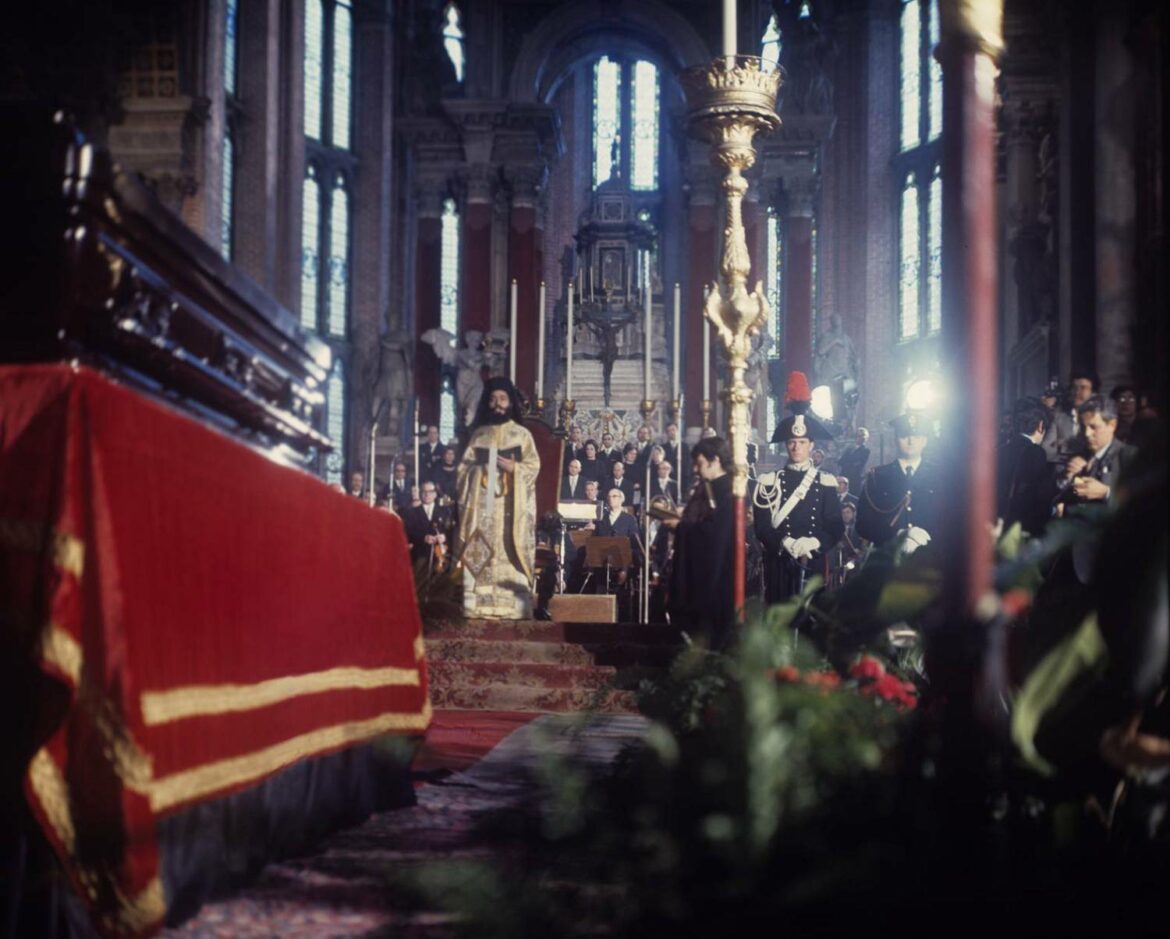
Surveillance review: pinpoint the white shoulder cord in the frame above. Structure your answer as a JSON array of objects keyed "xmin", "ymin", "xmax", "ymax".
[{"xmin": 752, "ymin": 466, "xmax": 818, "ymax": 529}]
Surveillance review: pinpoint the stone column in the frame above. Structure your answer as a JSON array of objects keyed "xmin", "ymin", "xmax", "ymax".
[
  {"xmin": 1093, "ymin": 0, "xmax": 1136, "ymax": 392},
  {"xmin": 504, "ymin": 164, "xmax": 544, "ymax": 401},
  {"xmin": 232, "ymin": 0, "xmax": 282, "ymax": 289},
  {"xmin": 413, "ymin": 181, "xmax": 444, "ymax": 425},
  {"xmin": 683, "ymin": 162, "xmax": 717, "ymax": 427},
  {"xmin": 461, "ymin": 166, "xmax": 496, "ymax": 335},
  {"xmin": 781, "ymin": 171, "xmax": 818, "ymax": 378},
  {"xmin": 275, "ymin": 0, "xmax": 306, "ymax": 311}
]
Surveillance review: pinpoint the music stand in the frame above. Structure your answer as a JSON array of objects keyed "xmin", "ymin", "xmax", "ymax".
[{"xmin": 583, "ymin": 536, "xmax": 632, "ymax": 595}]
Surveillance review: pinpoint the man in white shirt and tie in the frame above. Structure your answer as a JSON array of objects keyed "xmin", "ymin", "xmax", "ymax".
[
  {"xmin": 560, "ymin": 459, "xmax": 585, "ymax": 500},
  {"xmin": 404, "ymin": 482, "xmax": 452, "ymax": 567},
  {"xmin": 856, "ymin": 411, "xmax": 941, "ymax": 552}
]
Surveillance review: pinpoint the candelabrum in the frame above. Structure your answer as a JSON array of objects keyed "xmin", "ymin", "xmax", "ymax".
[
  {"xmin": 700, "ymin": 399, "xmax": 713, "ymax": 430},
  {"xmin": 682, "ymin": 55, "xmax": 781, "ymax": 498},
  {"xmin": 640, "ymin": 399, "xmax": 655, "ymax": 425},
  {"xmin": 532, "ymin": 397, "xmax": 547, "ymax": 421},
  {"xmin": 670, "ymin": 398, "xmax": 681, "ymax": 428},
  {"xmin": 559, "ymin": 398, "xmax": 576, "ymax": 435}
]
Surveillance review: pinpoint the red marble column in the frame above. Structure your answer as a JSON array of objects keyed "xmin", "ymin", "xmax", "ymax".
[
  {"xmin": 684, "ymin": 193, "xmax": 717, "ymax": 427},
  {"xmin": 461, "ymin": 172, "xmax": 494, "ymax": 335},
  {"xmin": 413, "ymin": 190, "xmax": 443, "ymax": 426},
  {"xmin": 784, "ymin": 214, "xmax": 813, "ymax": 376},
  {"xmin": 507, "ymin": 176, "xmax": 539, "ymax": 401},
  {"xmin": 939, "ymin": 38, "xmax": 1000, "ymax": 624}
]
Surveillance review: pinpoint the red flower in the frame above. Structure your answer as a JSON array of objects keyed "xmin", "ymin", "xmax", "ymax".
[
  {"xmin": 849, "ymin": 656, "xmax": 886, "ymax": 681},
  {"xmin": 862, "ymin": 672, "xmax": 918, "ymax": 710},
  {"xmin": 773, "ymin": 665, "xmax": 801, "ymax": 683},
  {"xmin": 1000, "ymin": 588, "xmax": 1033, "ymax": 619},
  {"xmin": 805, "ymin": 670, "xmax": 841, "ymax": 689}
]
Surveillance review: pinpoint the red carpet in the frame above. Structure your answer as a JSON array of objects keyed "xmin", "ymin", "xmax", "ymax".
[{"xmin": 412, "ymin": 709, "xmax": 538, "ymax": 775}]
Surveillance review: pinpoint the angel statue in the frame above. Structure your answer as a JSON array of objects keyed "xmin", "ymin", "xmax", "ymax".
[{"xmin": 420, "ymin": 328, "xmax": 486, "ymax": 428}]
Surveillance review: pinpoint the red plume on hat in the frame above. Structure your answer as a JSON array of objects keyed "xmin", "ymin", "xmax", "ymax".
[{"xmin": 784, "ymin": 371, "xmax": 812, "ymax": 415}]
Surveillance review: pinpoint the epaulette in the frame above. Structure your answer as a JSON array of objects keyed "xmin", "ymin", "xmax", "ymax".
[{"xmin": 819, "ymin": 472, "xmax": 837, "ymax": 487}]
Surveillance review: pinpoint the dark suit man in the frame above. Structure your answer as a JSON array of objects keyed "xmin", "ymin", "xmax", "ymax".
[
  {"xmin": 388, "ymin": 462, "xmax": 414, "ymax": 511},
  {"xmin": 838, "ymin": 428, "xmax": 871, "ymax": 485},
  {"xmin": 560, "ymin": 459, "xmax": 586, "ymax": 500},
  {"xmin": 1054, "ymin": 396, "xmax": 1136, "ymax": 512},
  {"xmin": 997, "ymin": 401, "xmax": 1054, "ymax": 536},
  {"xmin": 562, "ymin": 425, "xmax": 585, "ymax": 472},
  {"xmin": 856, "ymin": 412, "xmax": 942, "ymax": 551},
  {"xmin": 606, "ymin": 461, "xmax": 636, "ymax": 507},
  {"xmin": 420, "ymin": 425, "xmax": 444, "ymax": 471},
  {"xmin": 649, "ymin": 461, "xmax": 679, "ymax": 504},
  {"xmin": 403, "ymin": 482, "xmax": 452, "ymax": 567},
  {"xmin": 597, "ymin": 432, "xmax": 620, "ymax": 466},
  {"xmin": 753, "ymin": 406, "xmax": 844, "ymax": 603},
  {"xmin": 663, "ymin": 423, "xmax": 691, "ymax": 489}
]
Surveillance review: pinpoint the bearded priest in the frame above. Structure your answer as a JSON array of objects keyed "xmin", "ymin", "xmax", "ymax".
[{"xmin": 455, "ymin": 377, "xmax": 541, "ymax": 618}]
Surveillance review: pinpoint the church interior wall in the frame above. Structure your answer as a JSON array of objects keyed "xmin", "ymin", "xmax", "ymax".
[{"xmin": 2, "ymin": 0, "xmax": 1163, "ymax": 486}]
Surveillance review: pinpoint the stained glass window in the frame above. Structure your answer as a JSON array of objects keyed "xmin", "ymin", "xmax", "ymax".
[
  {"xmin": 928, "ymin": 0, "xmax": 942, "ymax": 141},
  {"xmin": 897, "ymin": 0, "xmax": 943, "ymax": 340},
  {"xmin": 332, "ymin": 0, "xmax": 352, "ymax": 150},
  {"xmin": 593, "ymin": 57, "xmax": 621, "ymax": 187},
  {"xmin": 304, "ymin": 0, "xmax": 323, "ymax": 139},
  {"xmin": 221, "ymin": 132, "xmax": 234, "ymax": 261},
  {"xmin": 631, "ymin": 60, "xmax": 658, "ymax": 190},
  {"xmin": 443, "ymin": 3, "xmax": 464, "ymax": 83},
  {"xmin": 325, "ymin": 360, "xmax": 346, "ymax": 484},
  {"xmin": 301, "ymin": 166, "xmax": 320, "ymax": 329},
  {"xmin": 927, "ymin": 167, "xmax": 942, "ymax": 333},
  {"xmin": 899, "ymin": 173, "xmax": 921, "ymax": 341},
  {"xmin": 899, "ymin": 0, "xmax": 921, "ymax": 152},
  {"xmin": 440, "ymin": 198, "xmax": 460, "ymax": 334},
  {"xmin": 766, "ymin": 210, "xmax": 783, "ymax": 347},
  {"xmin": 225, "ymin": 0, "xmax": 238, "ymax": 96},
  {"xmin": 761, "ymin": 15, "xmax": 781, "ymax": 73},
  {"xmin": 327, "ymin": 173, "xmax": 349, "ymax": 337},
  {"xmin": 440, "ymin": 382, "xmax": 457, "ymax": 443}
]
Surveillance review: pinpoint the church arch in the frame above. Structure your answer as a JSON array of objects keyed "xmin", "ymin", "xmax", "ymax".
[{"xmin": 507, "ymin": 0, "xmax": 710, "ymax": 105}]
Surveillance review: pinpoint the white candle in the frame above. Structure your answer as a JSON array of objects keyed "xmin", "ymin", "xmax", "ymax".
[
  {"xmin": 702, "ymin": 287, "xmax": 711, "ymax": 401},
  {"xmin": 644, "ymin": 281, "xmax": 652, "ymax": 403},
  {"xmin": 566, "ymin": 285, "xmax": 574, "ymax": 399},
  {"xmin": 509, "ymin": 278, "xmax": 518, "ymax": 382},
  {"xmin": 536, "ymin": 281, "xmax": 546, "ymax": 400},
  {"xmin": 722, "ymin": 0, "xmax": 737, "ymax": 63},
  {"xmin": 672, "ymin": 282, "xmax": 681, "ymax": 400}
]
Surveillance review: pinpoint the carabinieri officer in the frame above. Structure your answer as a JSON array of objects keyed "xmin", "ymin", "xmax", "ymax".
[{"xmin": 752, "ymin": 372, "xmax": 845, "ymax": 604}]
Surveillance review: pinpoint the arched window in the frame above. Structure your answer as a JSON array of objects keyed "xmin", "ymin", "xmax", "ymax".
[
  {"xmin": 439, "ymin": 197, "xmax": 461, "ymax": 438},
  {"xmin": 592, "ymin": 56, "xmax": 659, "ymax": 191},
  {"xmin": 760, "ymin": 14, "xmax": 781, "ymax": 73},
  {"xmin": 325, "ymin": 360, "xmax": 346, "ymax": 485},
  {"xmin": 221, "ymin": 0, "xmax": 239, "ymax": 261},
  {"xmin": 220, "ymin": 132, "xmax": 234, "ymax": 260},
  {"xmin": 442, "ymin": 3, "xmax": 465, "ymax": 83},
  {"xmin": 765, "ymin": 208, "xmax": 785, "ymax": 435},
  {"xmin": 300, "ymin": 165, "xmax": 320, "ymax": 330},
  {"xmin": 896, "ymin": 0, "xmax": 942, "ymax": 340},
  {"xmin": 303, "ymin": 0, "xmax": 352, "ymax": 150},
  {"xmin": 327, "ymin": 172, "xmax": 350, "ymax": 338}
]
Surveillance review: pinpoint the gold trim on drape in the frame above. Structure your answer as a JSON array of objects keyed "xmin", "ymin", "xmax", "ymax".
[
  {"xmin": 0, "ymin": 518, "xmax": 85, "ymax": 577},
  {"xmin": 140, "ymin": 664, "xmax": 422, "ymax": 725},
  {"xmin": 148, "ymin": 701, "xmax": 433, "ymax": 813}
]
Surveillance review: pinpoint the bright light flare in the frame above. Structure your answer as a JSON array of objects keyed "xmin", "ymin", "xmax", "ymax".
[
  {"xmin": 810, "ymin": 384, "xmax": 834, "ymax": 420},
  {"xmin": 905, "ymin": 379, "xmax": 937, "ymax": 412}
]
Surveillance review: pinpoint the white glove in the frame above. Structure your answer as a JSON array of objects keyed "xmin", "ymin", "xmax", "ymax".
[
  {"xmin": 902, "ymin": 525, "xmax": 932, "ymax": 554},
  {"xmin": 782, "ymin": 536, "xmax": 796, "ymax": 556},
  {"xmin": 790, "ymin": 536, "xmax": 820, "ymax": 559}
]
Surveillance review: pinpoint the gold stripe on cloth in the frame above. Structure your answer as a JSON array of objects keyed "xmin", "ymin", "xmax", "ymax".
[
  {"xmin": 413, "ymin": 633, "xmax": 426, "ymax": 661},
  {"xmin": 41, "ymin": 624, "xmax": 83, "ymax": 686},
  {"xmin": 28, "ymin": 748, "xmax": 77, "ymax": 853},
  {"xmin": 0, "ymin": 518, "xmax": 85, "ymax": 578},
  {"xmin": 148, "ymin": 704, "xmax": 433, "ymax": 813},
  {"xmin": 106, "ymin": 877, "xmax": 167, "ymax": 936},
  {"xmin": 140, "ymin": 665, "xmax": 421, "ymax": 726}
]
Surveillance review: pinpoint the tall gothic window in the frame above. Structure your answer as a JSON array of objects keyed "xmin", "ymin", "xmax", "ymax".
[
  {"xmin": 896, "ymin": 0, "xmax": 942, "ymax": 341},
  {"xmin": 760, "ymin": 14, "xmax": 781, "ymax": 72},
  {"xmin": 325, "ymin": 360, "xmax": 346, "ymax": 485},
  {"xmin": 442, "ymin": 3, "xmax": 465, "ymax": 83},
  {"xmin": 221, "ymin": 0, "xmax": 239, "ymax": 261},
  {"xmin": 592, "ymin": 56, "xmax": 659, "ymax": 191},
  {"xmin": 439, "ymin": 198, "xmax": 461, "ymax": 439},
  {"xmin": 303, "ymin": 0, "xmax": 355, "ymax": 475},
  {"xmin": 765, "ymin": 209, "xmax": 785, "ymax": 436}
]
